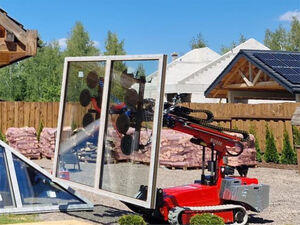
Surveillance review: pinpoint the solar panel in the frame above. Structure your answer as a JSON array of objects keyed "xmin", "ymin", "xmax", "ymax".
[
  {"xmin": 253, "ymin": 52, "xmax": 300, "ymax": 84},
  {"xmin": 273, "ymin": 67, "xmax": 297, "ymax": 75},
  {"xmin": 272, "ymin": 53, "xmax": 294, "ymax": 60},
  {"xmin": 283, "ymin": 60, "xmax": 300, "ymax": 67},
  {"xmin": 281, "ymin": 74, "xmax": 300, "ymax": 84},
  {"xmin": 254, "ymin": 53, "xmax": 275, "ymax": 60},
  {"xmin": 263, "ymin": 59, "xmax": 287, "ymax": 67},
  {"xmin": 289, "ymin": 54, "xmax": 300, "ymax": 60}
]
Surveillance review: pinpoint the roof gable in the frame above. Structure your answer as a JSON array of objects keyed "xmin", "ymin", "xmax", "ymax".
[{"xmin": 205, "ymin": 49, "xmax": 300, "ymax": 99}]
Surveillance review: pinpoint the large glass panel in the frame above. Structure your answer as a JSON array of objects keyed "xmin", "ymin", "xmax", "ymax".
[
  {"xmin": 100, "ymin": 60, "xmax": 159, "ymax": 199},
  {"xmin": 13, "ymin": 154, "xmax": 84, "ymax": 206},
  {"xmin": 0, "ymin": 146, "xmax": 14, "ymax": 208},
  {"xmin": 57, "ymin": 61, "xmax": 106, "ymax": 186}
]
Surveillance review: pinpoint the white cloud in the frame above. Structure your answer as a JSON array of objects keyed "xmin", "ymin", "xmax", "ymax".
[
  {"xmin": 279, "ymin": 10, "xmax": 300, "ymax": 21},
  {"xmin": 58, "ymin": 38, "xmax": 67, "ymax": 49},
  {"xmin": 93, "ymin": 40, "xmax": 100, "ymax": 48}
]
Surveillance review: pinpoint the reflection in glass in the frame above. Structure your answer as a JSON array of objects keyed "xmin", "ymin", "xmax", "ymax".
[
  {"xmin": 0, "ymin": 147, "xmax": 14, "ymax": 208},
  {"xmin": 100, "ymin": 60, "xmax": 158, "ymax": 200},
  {"xmin": 57, "ymin": 61, "xmax": 105, "ymax": 186},
  {"xmin": 13, "ymin": 154, "xmax": 83, "ymax": 206}
]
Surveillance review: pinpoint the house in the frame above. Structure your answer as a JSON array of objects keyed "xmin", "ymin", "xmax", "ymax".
[
  {"xmin": 145, "ymin": 38, "xmax": 269, "ymax": 103},
  {"xmin": 0, "ymin": 8, "xmax": 37, "ymax": 68},
  {"xmin": 205, "ymin": 49, "xmax": 300, "ymax": 103}
]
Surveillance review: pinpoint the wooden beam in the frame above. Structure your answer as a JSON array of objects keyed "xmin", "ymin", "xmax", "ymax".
[
  {"xmin": 252, "ymin": 69, "xmax": 262, "ymax": 85},
  {"xmin": 225, "ymin": 81, "xmax": 286, "ymax": 90},
  {"xmin": 249, "ymin": 61, "xmax": 253, "ymax": 82},
  {"xmin": 225, "ymin": 90, "xmax": 295, "ymax": 100},
  {"xmin": 0, "ymin": 10, "xmax": 37, "ymax": 67},
  {"xmin": 222, "ymin": 58, "xmax": 248, "ymax": 87},
  {"xmin": 0, "ymin": 52, "xmax": 9, "ymax": 62},
  {"xmin": 239, "ymin": 69, "xmax": 253, "ymax": 87},
  {"xmin": 5, "ymin": 30, "xmax": 14, "ymax": 42},
  {"xmin": 0, "ymin": 11, "xmax": 27, "ymax": 44}
]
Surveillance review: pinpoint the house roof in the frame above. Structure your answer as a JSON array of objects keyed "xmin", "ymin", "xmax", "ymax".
[
  {"xmin": 147, "ymin": 47, "xmax": 220, "ymax": 85},
  {"xmin": 180, "ymin": 38, "xmax": 269, "ymax": 85},
  {"xmin": 205, "ymin": 49, "xmax": 300, "ymax": 99},
  {"xmin": 0, "ymin": 8, "xmax": 37, "ymax": 68}
]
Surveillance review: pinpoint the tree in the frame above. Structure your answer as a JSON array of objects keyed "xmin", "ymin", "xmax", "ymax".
[
  {"xmin": 190, "ymin": 33, "xmax": 207, "ymax": 49},
  {"xmin": 0, "ymin": 63, "xmax": 24, "ymax": 101},
  {"xmin": 19, "ymin": 40, "xmax": 64, "ymax": 101},
  {"xmin": 104, "ymin": 30, "xmax": 126, "ymax": 73},
  {"xmin": 104, "ymin": 31, "xmax": 126, "ymax": 56},
  {"xmin": 281, "ymin": 129, "xmax": 297, "ymax": 164},
  {"xmin": 287, "ymin": 17, "xmax": 300, "ymax": 51},
  {"xmin": 264, "ymin": 124, "xmax": 279, "ymax": 163},
  {"xmin": 136, "ymin": 63, "xmax": 146, "ymax": 79},
  {"xmin": 249, "ymin": 125, "xmax": 262, "ymax": 162},
  {"xmin": 0, "ymin": 39, "xmax": 64, "ymax": 102},
  {"xmin": 65, "ymin": 21, "xmax": 99, "ymax": 57},
  {"xmin": 220, "ymin": 34, "xmax": 247, "ymax": 54},
  {"xmin": 264, "ymin": 17, "xmax": 300, "ymax": 51},
  {"xmin": 264, "ymin": 25, "xmax": 288, "ymax": 50}
]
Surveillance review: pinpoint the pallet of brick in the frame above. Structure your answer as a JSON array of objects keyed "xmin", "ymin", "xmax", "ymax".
[
  {"xmin": 112, "ymin": 129, "xmax": 213, "ymax": 169},
  {"xmin": 225, "ymin": 132, "xmax": 257, "ymax": 167},
  {"xmin": 6, "ymin": 127, "xmax": 41, "ymax": 159},
  {"xmin": 40, "ymin": 128, "xmax": 57, "ymax": 159}
]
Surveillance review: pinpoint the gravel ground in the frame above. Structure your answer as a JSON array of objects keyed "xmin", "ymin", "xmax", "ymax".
[{"xmin": 35, "ymin": 158, "xmax": 300, "ymax": 225}]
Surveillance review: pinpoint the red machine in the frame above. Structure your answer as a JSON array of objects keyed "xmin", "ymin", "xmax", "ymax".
[{"xmin": 125, "ymin": 95, "xmax": 269, "ymax": 225}]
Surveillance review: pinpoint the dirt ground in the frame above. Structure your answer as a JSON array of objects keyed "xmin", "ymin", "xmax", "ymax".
[{"xmin": 35, "ymin": 158, "xmax": 300, "ymax": 225}]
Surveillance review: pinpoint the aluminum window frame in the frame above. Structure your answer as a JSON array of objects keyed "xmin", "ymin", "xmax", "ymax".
[
  {"xmin": 0, "ymin": 140, "xmax": 93, "ymax": 214},
  {"xmin": 53, "ymin": 54, "xmax": 167, "ymax": 209}
]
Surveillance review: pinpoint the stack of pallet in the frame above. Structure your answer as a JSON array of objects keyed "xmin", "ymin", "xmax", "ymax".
[
  {"xmin": 6, "ymin": 127, "xmax": 41, "ymax": 159},
  {"xmin": 40, "ymin": 128, "xmax": 57, "ymax": 159}
]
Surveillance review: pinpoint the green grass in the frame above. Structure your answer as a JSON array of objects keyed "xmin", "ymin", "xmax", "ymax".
[{"xmin": 0, "ymin": 214, "xmax": 38, "ymax": 224}]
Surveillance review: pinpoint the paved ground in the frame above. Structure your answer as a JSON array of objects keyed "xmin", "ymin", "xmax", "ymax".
[
  {"xmin": 10, "ymin": 220, "xmax": 92, "ymax": 225},
  {"xmin": 35, "ymin": 158, "xmax": 300, "ymax": 225}
]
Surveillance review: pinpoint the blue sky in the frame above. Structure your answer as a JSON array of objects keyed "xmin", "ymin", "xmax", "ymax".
[{"xmin": 1, "ymin": 0, "xmax": 300, "ymax": 57}]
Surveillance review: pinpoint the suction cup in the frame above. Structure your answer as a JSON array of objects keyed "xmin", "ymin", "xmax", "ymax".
[
  {"xmin": 116, "ymin": 113, "xmax": 130, "ymax": 134},
  {"xmin": 124, "ymin": 89, "xmax": 138, "ymax": 107},
  {"xmin": 121, "ymin": 135, "xmax": 133, "ymax": 155},
  {"xmin": 82, "ymin": 113, "xmax": 94, "ymax": 127},
  {"xmin": 86, "ymin": 71, "xmax": 99, "ymax": 89},
  {"xmin": 79, "ymin": 89, "xmax": 91, "ymax": 107}
]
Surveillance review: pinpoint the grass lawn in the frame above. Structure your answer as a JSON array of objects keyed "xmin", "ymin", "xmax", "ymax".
[{"xmin": 0, "ymin": 214, "xmax": 38, "ymax": 224}]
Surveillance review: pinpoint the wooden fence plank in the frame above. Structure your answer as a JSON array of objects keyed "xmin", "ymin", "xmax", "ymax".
[
  {"xmin": 2, "ymin": 102, "xmax": 8, "ymax": 132},
  {"xmin": 23, "ymin": 102, "xmax": 30, "ymax": 127},
  {"xmin": 47, "ymin": 102, "xmax": 53, "ymax": 128},
  {"xmin": 35, "ymin": 102, "xmax": 40, "ymax": 130}
]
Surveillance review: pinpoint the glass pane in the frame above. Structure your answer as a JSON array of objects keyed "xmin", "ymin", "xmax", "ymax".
[
  {"xmin": 100, "ymin": 60, "xmax": 159, "ymax": 200},
  {"xmin": 13, "ymin": 154, "xmax": 84, "ymax": 206},
  {"xmin": 0, "ymin": 146, "xmax": 14, "ymax": 208},
  {"xmin": 57, "ymin": 61, "xmax": 106, "ymax": 186}
]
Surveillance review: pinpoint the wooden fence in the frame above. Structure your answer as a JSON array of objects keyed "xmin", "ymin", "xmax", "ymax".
[
  {"xmin": 183, "ymin": 102, "xmax": 300, "ymax": 153},
  {"xmin": 0, "ymin": 101, "xmax": 299, "ymax": 153}
]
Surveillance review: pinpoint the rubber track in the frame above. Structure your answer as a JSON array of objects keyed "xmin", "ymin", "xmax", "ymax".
[{"xmin": 168, "ymin": 204, "xmax": 248, "ymax": 225}]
